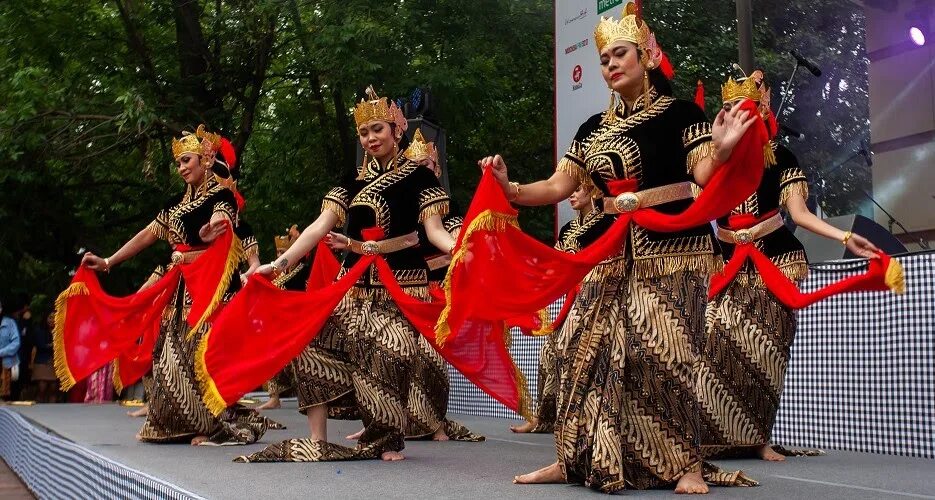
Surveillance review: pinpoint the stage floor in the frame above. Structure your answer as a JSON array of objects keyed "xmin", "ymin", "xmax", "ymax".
[{"xmin": 8, "ymin": 403, "xmax": 935, "ymax": 499}]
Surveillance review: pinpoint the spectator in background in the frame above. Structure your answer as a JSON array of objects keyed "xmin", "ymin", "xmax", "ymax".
[
  {"xmin": 0, "ymin": 299, "xmax": 21, "ymax": 401},
  {"xmin": 29, "ymin": 314, "xmax": 58, "ymax": 403}
]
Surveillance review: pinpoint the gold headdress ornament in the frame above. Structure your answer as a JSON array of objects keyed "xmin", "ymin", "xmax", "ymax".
[
  {"xmin": 594, "ymin": 3, "xmax": 664, "ymax": 124},
  {"xmin": 354, "ymin": 85, "xmax": 408, "ymax": 134},
  {"xmin": 404, "ymin": 128, "xmax": 437, "ymax": 164},
  {"xmin": 721, "ymin": 69, "xmax": 776, "ymax": 167},
  {"xmin": 172, "ymin": 124, "xmax": 223, "ymax": 168},
  {"xmin": 274, "ymin": 224, "xmax": 301, "ymax": 253},
  {"xmin": 354, "ymin": 86, "xmax": 409, "ymax": 179}
]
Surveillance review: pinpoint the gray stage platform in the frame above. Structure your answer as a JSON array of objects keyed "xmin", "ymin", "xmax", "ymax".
[{"xmin": 4, "ymin": 403, "xmax": 934, "ymax": 499}]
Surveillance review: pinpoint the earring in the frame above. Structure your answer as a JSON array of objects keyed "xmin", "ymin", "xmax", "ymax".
[
  {"xmin": 391, "ymin": 142, "xmax": 399, "ymax": 172},
  {"xmin": 641, "ymin": 70, "xmax": 651, "ymax": 109},
  {"xmin": 357, "ymin": 151, "xmax": 369, "ymax": 180},
  {"xmin": 603, "ymin": 88, "xmax": 617, "ymax": 124}
]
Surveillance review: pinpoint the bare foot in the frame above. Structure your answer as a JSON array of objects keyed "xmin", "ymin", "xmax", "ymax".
[
  {"xmin": 513, "ymin": 462, "xmax": 564, "ymax": 484},
  {"xmin": 758, "ymin": 445, "xmax": 786, "ymax": 462},
  {"xmin": 432, "ymin": 427, "xmax": 450, "ymax": 441},
  {"xmin": 346, "ymin": 428, "xmax": 364, "ymax": 441},
  {"xmin": 381, "ymin": 451, "xmax": 405, "ymax": 461},
  {"xmin": 675, "ymin": 469, "xmax": 709, "ymax": 494},
  {"xmin": 256, "ymin": 397, "xmax": 281, "ymax": 410},
  {"xmin": 510, "ymin": 419, "xmax": 537, "ymax": 433},
  {"xmin": 127, "ymin": 405, "xmax": 149, "ymax": 418},
  {"xmin": 190, "ymin": 435, "xmax": 209, "ymax": 446}
]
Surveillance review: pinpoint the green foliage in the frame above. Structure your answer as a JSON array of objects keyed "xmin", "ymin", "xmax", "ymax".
[{"xmin": 0, "ymin": 0, "xmax": 870, "ymax": 312}]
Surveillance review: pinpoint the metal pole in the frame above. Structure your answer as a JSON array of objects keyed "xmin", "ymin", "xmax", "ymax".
[{"xmin": 736, "ymin": 0, "xmax": 755, "ymax": 73}]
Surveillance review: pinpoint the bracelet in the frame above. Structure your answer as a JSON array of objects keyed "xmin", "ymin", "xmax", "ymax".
[
  {"xmin": 103, "ymin": 258, "xmax": 111, "ymax": 273},
  {"xmin": 448, "ymin": 242, "xmax": 456, "ymax": 255},
  {"xmin": 269, "ymin": 261, "xmax": 282, "ymax": 277},
  {"xmin": 508, "ymin": 181, "xmax": 521, "ymax": 201},
  {"xmin": 841, "ymin": 231, "xmax": 853, "ymax": 246}
]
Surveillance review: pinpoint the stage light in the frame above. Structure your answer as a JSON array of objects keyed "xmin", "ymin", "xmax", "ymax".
[{"xmin": 909, "ymin": 26, "xmax": 926, "ymax": 46}]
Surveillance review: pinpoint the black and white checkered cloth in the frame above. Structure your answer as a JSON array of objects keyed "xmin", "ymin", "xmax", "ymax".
[
  {"xmin": 0, "ymin": 408, "xmax": 204, "ymax": 500},
  {"xmin": 449, "ymin": 253, "xmax": 935, "ymax": 458}
]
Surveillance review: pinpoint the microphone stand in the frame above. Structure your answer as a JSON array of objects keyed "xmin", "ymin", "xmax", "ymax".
[
  {"xmin": 776, "ymin": 62, "xmax": 800, "ymax": 119},
  {"xmin": 821, "ymin": 152, "xmax": 930, "ymax": 250}
]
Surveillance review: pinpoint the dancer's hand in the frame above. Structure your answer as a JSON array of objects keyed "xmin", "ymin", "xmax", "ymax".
[
  {"xmin": 325, "ymin": 232, "xmax": 348, "ymax": 251},
  {"xmin": 81, "ymin": 252, "xmax": 108, "ymax": 271},
  {"xmin": 199, "ymin": 219, "xmax": 229, "ymax": 243},
  {"xmin": 846, "ymin": 233, "xmax": 880, "ymax": 259},
  {"xmin": 712, "ymin": 99, "xmax": 758, "ymax": 164},
  {"xmin": 478, "ymin": 154, "xmax": 510, "ymax": 194},
  {"xmin": 253, "ymin": 264, "xmax": 278, "ymax": 278}
]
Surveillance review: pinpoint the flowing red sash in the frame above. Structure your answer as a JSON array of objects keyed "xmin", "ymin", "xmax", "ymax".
[
  {"xmin": 197, "ymin": 235, "xmax": 533, "ymax": 418},
  {"xmin": 53, "ymin": 224, "xmax": 240, "ymax": 392},
  {"xmin": 707, "ymin": 213, "xmax": 905, "ymax": 308},
  {"xmin": 434, "ymin": 99, "xmax": 770, "ymax": 345}
]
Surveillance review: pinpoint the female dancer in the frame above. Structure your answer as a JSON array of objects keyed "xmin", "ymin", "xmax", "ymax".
[
  {"xmin": 510, "ymin": 183, "xmax": 613, "ymax": 434},
  {"xmin": 78, "ymin": 126, "xmax": 268, "ymax": 445},
  {"xmin": 699, "ymin": 71, "xmax": 880, "ymax": 461},
  {"xmin": 477, "ymin": 4, "xmax": 757, "ymax": 492},
  {"xmin": 238, "ymin": 87, "xmax": 461, "ymax": 462}
]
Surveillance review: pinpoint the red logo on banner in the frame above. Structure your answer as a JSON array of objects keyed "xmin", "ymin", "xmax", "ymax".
[{"xmin": 572, "ymin": 65, "xmax": 582, "ymax": 83}]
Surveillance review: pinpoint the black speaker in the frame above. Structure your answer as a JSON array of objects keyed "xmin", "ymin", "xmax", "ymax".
[{"xmin": 793, "ymin": 214, "xmax": 907, "ymax": 262}]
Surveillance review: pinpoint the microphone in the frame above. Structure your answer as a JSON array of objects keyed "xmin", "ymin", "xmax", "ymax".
[
  {"xmin": 789, "ymin": 50, "xmax": 822, "ymax": 77},
  {"xmin": 858, "ymin": 139, "xmax": 873, "ymax": 167},
  {"xmin": 780, "ymin": 123, "xmax": 805, "ymax": 141}
]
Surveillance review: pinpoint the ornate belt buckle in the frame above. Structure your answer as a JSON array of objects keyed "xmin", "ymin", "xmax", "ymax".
[
  {"xmin": 613, "ymin": 192, "xmax": 640, "ymax": 213},
  {"xmin": 361, "ymin": 240, "xmax": 380, "ymax": 255},
  {"xmin": 734, "ymin": 229, "xmax": 753, "ymax": 244},
  {"xmin": 170, "ymin": 251, "xmax": 183, "ymax": 264}
]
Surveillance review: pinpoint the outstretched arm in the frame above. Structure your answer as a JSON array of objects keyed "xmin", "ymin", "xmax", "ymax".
[
  {"xmin": 476, "ymin": 154, "xmax": 579, "ymax": 206},
  {"xmin": 81, "ymin": 228, "xmax": 159, "ymax": 272},
  {"xmin": 254, "ymin": 210, "xmax": 339, "ymax": 277},
  {"xmin": 785, "ymin": 193, "xmax": 879, "ymax": 258}
]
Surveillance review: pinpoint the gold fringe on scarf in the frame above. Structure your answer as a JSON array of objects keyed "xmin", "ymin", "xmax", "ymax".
[
  {"xmin": 885, "ymin": 257, "xmax": 906, "ymax": 294},
  {"xmin": 112, "ymin": 359, "xmax": 124, "ymax": 394},
  {"xmin": 186, "ymin": 234, "xmax": 243, "ymax": 339},
  {"xmin": 526, "ymin": 308, "xmax": 555, "ymax": 336},
  {"xmin": 435, "ymin": 209, "xmax": 519, "ymax": 346},
  {"xmin": 52, "ymin": 281, "xmax": 90, "ymax": 391},
  {"xmin": 195, "ymin": 326, "xmax": 229, "ymax": 416}
]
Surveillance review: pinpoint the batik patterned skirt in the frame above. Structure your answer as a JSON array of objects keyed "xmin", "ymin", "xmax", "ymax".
[
  {"xmin": 137, "ymin": 287, "xmax": 270, "ymax": 445},
  {"xmin": 554, "ymin": 258, "xmax": 755, "ymax": 492},
  {"xmin": 698, "ymin": 274, "xmax": 799, "ymax": 457}
]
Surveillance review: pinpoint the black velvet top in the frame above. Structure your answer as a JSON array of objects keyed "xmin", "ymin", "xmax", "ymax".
[
  {"xmin": 717, "ymin": 141, "xmax": 810, "ymax": 281},
  {"xmin": 555, "ymin": 210, "xmax": 616, "ymax": 253},
  {"xmin": 558, "ymin": 89, "xmax": 720, "ymax": 277},
  {"xmin": 322, "ymin": 151, "xmax": 450, "ymax": 290}
]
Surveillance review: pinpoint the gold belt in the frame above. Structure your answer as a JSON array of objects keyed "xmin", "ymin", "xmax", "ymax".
[
  {"xmin": 716, "ymin": 213, "xmax": 784, "ymax": 244},
  {"xmin": 426, "ymin": 254, "xmax": 452, "ymax": 271},
  {"xmin": 169, "ymin": 249, "xmax": 206, "ymax": 265},
  {"xmin": 347, "ymin": 231, "xmax": 420, "ymax": 255},
  {"xmin": 602, "ymin": 181, "xmax": 695, "ymax": 214}
]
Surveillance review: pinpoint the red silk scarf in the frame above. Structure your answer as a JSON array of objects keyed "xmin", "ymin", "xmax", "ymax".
[
  {"xmin": 435, "ymin": 99, "xmax": 771, "ymax": 346},
  {"xmin": 53, "ymin": 224, "xmax": 240, "ymax": 392},
  {"xmin": 708, "ymin": 212, "xmax": 905, "ymax": 308}
]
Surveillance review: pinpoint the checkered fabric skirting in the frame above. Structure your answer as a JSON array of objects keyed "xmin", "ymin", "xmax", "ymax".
[
  {"xmin": 0, "ymin": 408, "xmax": 204, "ymax": 500},
  {"xmin": 449, "ymin": 252, "xmax": 935, "ymax": 458}
]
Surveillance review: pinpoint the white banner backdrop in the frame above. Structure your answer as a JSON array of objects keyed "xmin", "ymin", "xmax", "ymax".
[{"xmin": 554, "ymin": 0, "xmax": 627, "ymax": 227}]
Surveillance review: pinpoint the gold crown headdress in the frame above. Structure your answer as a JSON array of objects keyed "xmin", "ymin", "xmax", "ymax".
[
  {"xmin": 722, "ymin": 69, "xmax": 777, "ymax": 166},
  {"xmin": 274, "ymin": 224, "xmax": 301, "ymax": 253},
  {"xmin": 594, "ymin": 2, "xmax": 652, "ymax": 52},
  {"xmin": 595, "ymin": 3, "xmax": 664, "ymax": 124},
  {"xmin": 404, "ymin": 129, "xmax": 437, "ymax": 164},
  {"xmin": 172, "ymin": 124, "xmax": 223, "ymax": 167},
  {"xmin": 354, "ymin": 86, "xmax": 408, "ymax": 134}
]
